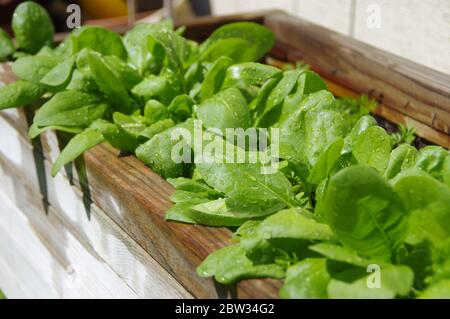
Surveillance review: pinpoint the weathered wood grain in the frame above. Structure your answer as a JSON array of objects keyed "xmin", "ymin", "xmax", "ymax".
[
  {"xmin": 264, "ymin": 12, "xmax": 450, "ymax": 148},
  {"xmin": 0, "ymin": 113, "xmax": 40, "ymax": 190},
  {"xmin": 268, "ymin": 56, "xmax": 450, "ymax": 148},
  {"xmin": 81, "ymin": 143, "xmax": 281, "ymax": 298},
  {"xmin": 0, "ymin": 97, "xmax": 281, "ymax": 299}
]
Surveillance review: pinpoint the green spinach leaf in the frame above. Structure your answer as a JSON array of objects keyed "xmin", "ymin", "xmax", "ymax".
[
  {"xmin": 328, "ymin": 265, "xmax": 414, "ymax": 299},
  {"xmin": 324, "ymin": 165, "xmax": 408, "ymax": 261},
  {"xmin": 195, "ymin": 87, "xmax": 251, "ymax": 132},
  {"xmin": 353, "ymin": 126, "xmax": 392, "ymax": 173},
  {"xmin": 40, "ymin": 56, "xmax": 76, "ymax": 89},
  {"xmin": 12, "ymin": 54, "xmax": 58, "ymax": 84},
  {"xmin": 0, "ymin": 81, "xmax": 44, "ymax": 110},
  {"xmin": 32, "ymin": 90, "xmax": 108, "ymax": 129},
  {"xmin": 200, "ymin": 22, "xmax": 275, "ymax": 63},
  {"xmin": 51, "ymin": 120, "xmax": 108, "ymax": 176},
  {"xmin": 12, "ymin": 1, "xmax": 54, "ymax": 53},
  {"xmin": 200, "ymin": 56, "xmax": 234, "ymax": 101},
  {"xmin": 391, "ymin": 168, "xmax": 450, "ymax": 245},
  {"xmin": 280, "ymin": 258, "xmax": 330, "ymax": 299},
  {"xmin": 71, "ymin": 25, "xmax": 126, "ymax": 58},
  {"xmin": 197, "ymin": 244, "xmax": 285, "ymax": 284},
  {"xmin": 87, "ymin": 52, "xmax": 131, "ymax": 113}
]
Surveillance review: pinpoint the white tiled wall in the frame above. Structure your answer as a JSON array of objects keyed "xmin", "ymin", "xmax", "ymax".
[
  {"xmin": 352, "ymin": 0, "xmax": 450, "ymax": 75},
  {"xmin": 211, "ymin": 0, "xmax": 296, "ymax": 16},
  {"xmin": 295, "ymin": 0, "xmax": 353, "ymax": 35},
  {"xmin": 210, "ymin": 0, "xmax": 450, "ymax": 75}
]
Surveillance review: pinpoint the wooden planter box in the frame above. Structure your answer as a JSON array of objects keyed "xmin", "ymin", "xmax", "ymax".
[{"xmin": 0, "ymin": 11, "xmax": 448, "ymax": 299}]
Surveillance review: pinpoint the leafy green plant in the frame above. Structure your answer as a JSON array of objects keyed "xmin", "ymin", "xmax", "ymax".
[
  {"xmin": 12, "ymin": 1, "xmax": 54, "ymax": 54},
  {"xmin": 334, "ymin": 95, "xmax": 378, "ymax": 122},
  {"xmin": 1, "ymin": 1, "xmax": 449, "ymax": 299},
  {"xmin": 391, "ymin": 123, "xmax": 416, "ymax": 146}
]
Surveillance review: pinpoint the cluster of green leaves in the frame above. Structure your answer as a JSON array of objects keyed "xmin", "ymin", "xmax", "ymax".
[
  {"xmin": 191, "ymin": 102, "xmax": 450, "ymax": 298},
  {"xmin": 391, "ymin": 123, "xmax": 417, "ymax": 146},
  {"xmin": 1, "ymin": 1, "xmax": 449, "ymax": 299}
]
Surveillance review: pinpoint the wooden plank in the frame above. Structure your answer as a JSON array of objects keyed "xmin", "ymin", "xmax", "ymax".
[
  {"xmin": 0, "ymin": 217, "xmax": 62, "ymax": 299},
  {"xmin": 264, "ymin": 12, "xmax": 450, "ymax": 148},
  {"xmin": 43, "ymin": 160, "xmax": 193, "ymax": 299},
  {"xmin": 0, "ymin": 116, "xmax": 192, "ymax": 299},
  {"xmin": 0, "ymin": 114, "xmax": 40, "ymax": 190},
  {"xmin": 0, "ymin": 114, "xmax": 279, "ymax": 298},
  {"xmin": 268, "ymin": 56, "xmax": 450, "ymax": 149},
  {"xmin": 0, "ymin": 254, "xmax": 34, "ymax": 298},
  {"xmin": 0, "ymin": 118, "xmax": 280, "ymax": 298},
  {"xmin": 7, "ymin": 122, "xmax": 281, "ymax": 297},
  {"xmin": 83, "ymin": 143, "xmax": 282, "ymax": 298},
  {"xmin": 0, "ymin": 123, "xmax": 236, "ymax": 297}
]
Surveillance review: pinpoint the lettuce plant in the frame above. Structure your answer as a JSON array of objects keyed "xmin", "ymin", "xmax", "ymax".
[{"xmin": 1, "ymin": 1, "xmax": 449, "ymax": 299}]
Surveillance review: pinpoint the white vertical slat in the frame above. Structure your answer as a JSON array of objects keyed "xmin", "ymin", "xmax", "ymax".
[
  {"xmin": 0, "ymin": 189, "xmax": 139, "ymax": 299},
  {"xmin": 0, "ymin": 113, "xmax": 192, "ymax": 299}
]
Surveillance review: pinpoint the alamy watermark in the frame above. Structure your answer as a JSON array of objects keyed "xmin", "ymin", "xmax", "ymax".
[
  {"xmin": 366, "ymin": 264, "xmax": 381, "ymax": 288},
  {"xmin": 366, "ymin": 3, "xmax": 381, "ymax": 29},
  {"xmin": 66, "ymin": 4, "xmax": 81, "ymax": 29}
]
